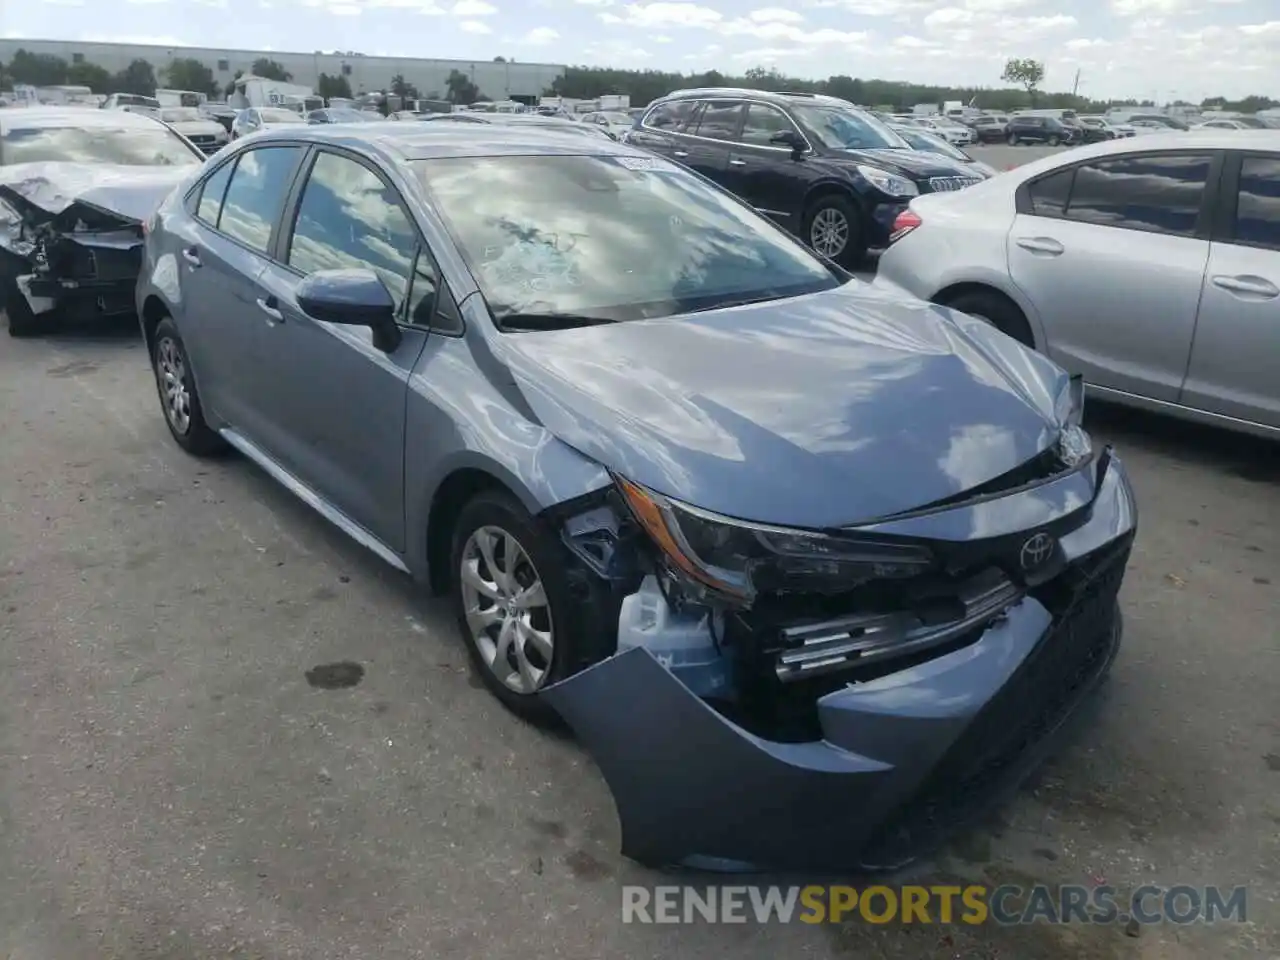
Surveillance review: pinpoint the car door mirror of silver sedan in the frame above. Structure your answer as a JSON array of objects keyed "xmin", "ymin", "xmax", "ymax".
[{"xmin": 297, "ymin": 268, "xmax": 403, "ymax": 352}]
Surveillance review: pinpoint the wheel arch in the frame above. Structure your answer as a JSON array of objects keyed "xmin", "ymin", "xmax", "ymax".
[{"xmin": 932, "ymin": 279, "xmax": 1046, "ymax": 351}]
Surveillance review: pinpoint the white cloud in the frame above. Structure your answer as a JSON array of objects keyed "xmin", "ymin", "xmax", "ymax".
[
  {"xmin": 520, "ymin": 25, "xmax": 560, "ymax": 43},
  {"xmin": 329, "ymin": 2, "xmax": 362, "ymax": 11},
  {"xmin": 1112, "ymin": 0, "xmax": 1181, "ymax": 14},
  {"xmin": 601, "ymin": 2, "xmax": 722, "ymax": 28},
  {"xmin": 451, "ymin": 0, "xmax": 496, "ymax": 13},
  {"xmin": 749, "ymin": 7, "xmax": 804, "ymax": 22},
  {"xmin": 923, "ymin": 7, "xmax": 972, "ymax": 27},
  {"xmin": 1065, "ymin": 37, "xmax": 1110, "ymax": 49},
  {"xmin": 1239, "ymin": 20, "xmax": 1280, "ymax": 36},
  {"xmin": 459, "ymin": 18, "xmax": 491, "ymax": 31}
]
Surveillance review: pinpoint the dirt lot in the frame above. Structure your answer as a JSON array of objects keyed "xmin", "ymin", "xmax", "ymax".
[{"xmin": 1, "ymin": 278, "xmax": 1277, "ymax": 959}]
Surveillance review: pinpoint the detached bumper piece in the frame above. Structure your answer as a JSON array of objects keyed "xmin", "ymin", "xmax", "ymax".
[{"xmin": 543, "ymin": 453, "xmax": 1137, "ymax": 873}]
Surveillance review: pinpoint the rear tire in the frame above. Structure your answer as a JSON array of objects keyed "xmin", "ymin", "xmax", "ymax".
[
  {"xmin": 150, "ymin": 316, "xmax": 227, "ymax": 456},
  {"xmin": 803, "ymin": 194, "xmax": 867, "ymax": 269},
  {"xmin": 941, "ymin": 289, "xmax": 1035, "ymax": 348},
  {"xmin": 2, "ymin": 276, "xmax": 44, "ymax": 337},
  {"xmin": 1007, "ymin": 132, "xmax": 1019, "ymax": 145},
  {"xmin": 1047, "ymin": 134, "xmax": 1061, "ymax": 147}
]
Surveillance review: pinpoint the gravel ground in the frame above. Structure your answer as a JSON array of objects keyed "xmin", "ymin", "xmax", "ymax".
[{"xmin": 1, "ymin": 149, "xmax": 1276, "ymax": 958}]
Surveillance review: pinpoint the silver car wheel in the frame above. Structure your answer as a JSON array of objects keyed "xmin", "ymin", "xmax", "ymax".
[
  {"xmin": 810, "ymin": 207, "xmax": 849, "ymax": 258},
  {"xmin": 156, "ymin": 336, "xmax": 191, "ymax": 435},
  {"xmin": 459, "ymin": 524, "xmax": 554, "ymax": 694}
]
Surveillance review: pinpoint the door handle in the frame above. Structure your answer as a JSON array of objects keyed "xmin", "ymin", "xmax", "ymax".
[
  {"xmin": 1211, "ymin": 274, "xmax": 1279, "ymax": 299},
  {"xmin": 1015, "ymin": 236, "xmax": 1064, "ymax": 256},
  {"xmin": 672, "ymin": 150, "xmax": 689, "ymax": 158},
  {"xmin": 181, "ymin": 247, "xmax": 201, "ymax": 267},
  {"xmin": 255, "ymin": 296, "xmax": 284, "ymax": 322},
  {"xmin": 728, "ymin": 158, "xmax": 747, "ymax": 167}
]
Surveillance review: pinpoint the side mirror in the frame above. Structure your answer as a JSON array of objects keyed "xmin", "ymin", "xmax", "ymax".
[
  {"xmin": 769, "ymin": 130, "xmax": 805, "ymax": 153},
  {"xmin": 296, "ymin": 268, "xmax": 403, "ymax": 352}
]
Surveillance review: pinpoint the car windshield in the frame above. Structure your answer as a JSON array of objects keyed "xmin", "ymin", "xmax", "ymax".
[
  {"xmin": 1, "ymin": 123, "xmax": 201, "ymax": 166},
  {"xmin": 598, "ymin": 112, "xmax": 631, "ymax": 123},
  {"xmin": 260, "ymin": 108, "xmax": 305, "ymax": 123},
  {"xmin": 416, "ymin": 154, "xmax": 840, "ymax": 326},
  {"xmin": 1234, "ymin": 117, "xmax": 1267, "ymax": 129},
  {"xmin": 790, "ymin": 104, "xmax": 907, "ymax": 150},
  {"xmin": 894, "ymin": 127, "xmax": 968, "ymax": 160},
  {"xmin": 326, "ymin": 108, "xmax": 373, "ymax": 122},
  {"xmin": 160, "ymin": 108, "xmax": 203, "ymax": 123},
  {"xmin": 119, "ymin": 95, "xmax": 160, "ymax": 109}
]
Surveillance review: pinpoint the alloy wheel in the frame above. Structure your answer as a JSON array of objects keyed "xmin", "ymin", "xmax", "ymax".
[
  {"xmin": 810, "ymin": 207, "xmax": 850, "ymax": 259},
  {"xmin": 459, "ymin": 524, "xmax": 554, "ymax": 694},
  {"xmin": 156, "ymin": 336, "xmax": 191, "ymax": 435}
]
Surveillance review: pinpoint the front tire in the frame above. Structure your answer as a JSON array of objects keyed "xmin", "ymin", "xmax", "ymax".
[
  {"xmin": 1047, "ymin": 134, "xmax": 1061, "ymax": 147},
  {"xmin": 1007, "ymin": 132, "xmax": 1019, "ymax": 145},
  {"xmin": 803, "ymin": 195, "xmax": 866, "ymax": 269},
  {"xmin": 449, "ymin": 490, "xmax": 586, "ymax": 724},
  {"xmin": 151, "ymin": 316, "xmax": 227, "ymax": 456}
]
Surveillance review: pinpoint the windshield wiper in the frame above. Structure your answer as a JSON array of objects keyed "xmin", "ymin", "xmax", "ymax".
[{"xmin": 498, "ymin": 312, "xmax": 617, "ymax": 331}]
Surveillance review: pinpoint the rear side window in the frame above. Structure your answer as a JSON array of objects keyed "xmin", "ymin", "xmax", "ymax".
[
  {"xmin": 1065, "ymin": 154, "xmax": 1211, "ymax": 237},
  {"xmin": 693, "ymin": 101, "xmax": 745, "ymax": 141},
  {"xmin": 218, "ymin": 146, "xmax": 303, "ymax": 253},
  {"xmin": 1027, "ymin": 169, "xmax": 1075, "ymax": 217},
  {"xmin": 196, "ymin": 160, "xmax": 234, "ymax": 226},
  {"xmin": 642, "ymin": 100, "xmax": 696, "ymax": 131},
  {"xmin": 1233, "ymin": 156, "xmax": 1280, "ymax": 251}
]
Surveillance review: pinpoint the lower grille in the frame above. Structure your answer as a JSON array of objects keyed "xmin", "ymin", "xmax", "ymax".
[
  {"xmin": 860, "ymin": 542, "xmax": 1130, "ymax": 868},
  {"xmin": 928, "ymin": 176, "xmax": 982, "ymax": 192}
]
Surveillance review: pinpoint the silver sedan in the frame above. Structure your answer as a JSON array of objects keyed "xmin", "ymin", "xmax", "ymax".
[{"xmin": 875, "ymin": 130, "xmax": 1280, "ymax": 438}]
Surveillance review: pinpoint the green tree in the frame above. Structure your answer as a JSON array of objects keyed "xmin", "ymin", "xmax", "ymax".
[
  {"xmin": 7, "ymin": 48, "xmax": 70, "ymax": 86},
  {"xmin": 113, "ymin": 58, "xmax": 157, "ymax": 96},
  {"xmin": 1001, "ymin": 58, "xmax": 1046, "ymax": 105},
  {"xmin": 390, "ymin": 73, "xmax": 419, "ymax": 99},
  {"xmin": 224, "ymin": 69, "xmax": 244, "ymax": 98},
  {"xmin": 445, "ymin": 69, "xmax": 480, "ymax": 105},
  {"xmin": 164, "ymin": 57, "xmax": 218, "ymax": 96},
  {"xmin": 251, "ymin": 58, "xmax": 292, "ymax": 82},
  {"xmin": 317, "ymin": 72, "xmax": 353, "ymax": 101},
  {"xmin": 67, "ymin": 61, "xmax": 112, "ymax": 91}
]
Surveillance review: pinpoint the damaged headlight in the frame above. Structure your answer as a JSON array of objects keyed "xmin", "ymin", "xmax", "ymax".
[
  {"xmin": 1055, "ymin": 374, "xmax": 1092, "ymax": 468},
  {"xmin": 615, "ymin": 476, "xmax": 934, "ymax": 603}
]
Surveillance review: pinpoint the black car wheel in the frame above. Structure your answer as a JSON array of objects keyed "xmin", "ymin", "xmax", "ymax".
[
  {"xmin": 803, "ymin": 195, "xmax": 866, "ymax": 268},
  {"xmin": 150, "ymin": 316, "xmax": 227, "ymax": 456},
  {"xmin": 449, "ymin": 489, "xmax": 587, "ymax": 724},
  {"xmin": 1, "ymin": 274, "xmax": 44, "ymax": 337},
  {"xmin": 942, "ymin": 289, "xmax": 1035, "ymax": 348},
  {"xmin": 1007, "ymin": 132, "xmax": 1019, "ymax": 145},
  {"xmin": 1047, "ymin": 134, "xmax": 1061, "ymax": 147}
]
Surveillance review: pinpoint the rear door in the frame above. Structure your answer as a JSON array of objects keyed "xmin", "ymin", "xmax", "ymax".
[
  {"xmin": 624, "ymin": 99, "xmax": 699, "ymax": 160},
  {"xmin": 254, "ymin": 148, "xmax": 433, "ymax": 551},
  {"xmin": 1180, "ymin": 153, "xmax": 1280, "ymax": 428},
  {"xmin": 1007, "ymin": 151, "xmax": 1219, "ymax": 401},
  {"xmin": 173, "ymin": 144, "xmax": 305, "ymax": 439},
  {"xmin": 722, "ymin": 101, "xmax": 808, "ymax": 232},
  {"xmin": 674, "ymin": 99, "xmax": 742, "ymax": 188}
]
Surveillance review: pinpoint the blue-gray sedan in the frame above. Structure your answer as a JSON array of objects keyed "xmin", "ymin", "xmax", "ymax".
[{"xmin": 136, "ymin": 122, "xmax": 1138, "ymax": 873}]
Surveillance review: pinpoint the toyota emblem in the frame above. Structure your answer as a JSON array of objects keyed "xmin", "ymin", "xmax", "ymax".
[{"xmin": 1019, "ymin": 532, "xmax": 1056, "ymax": 571}]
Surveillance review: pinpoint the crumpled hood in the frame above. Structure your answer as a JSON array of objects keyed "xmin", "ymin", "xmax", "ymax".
[
  {"xmin": 493, "ymin": 284, "xmax": 1070, "ymax": 528},
  {"xmin": 0, "ymin": 162, "xmax": 192, "ymax": 223}
]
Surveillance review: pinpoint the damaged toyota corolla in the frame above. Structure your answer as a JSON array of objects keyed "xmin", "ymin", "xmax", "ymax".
[
  {"xmin": 0, "ymin": 107, "xmax": 203, "ymax": 336},
  {"xmin": 138, "ymin": 126, "xmax": 1137, "ymax": 874}
]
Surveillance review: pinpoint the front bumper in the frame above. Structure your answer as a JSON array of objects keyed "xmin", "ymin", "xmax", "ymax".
[{"xmin": 542, "ymin": 451, "xmax": 1137, "ymax": 873}]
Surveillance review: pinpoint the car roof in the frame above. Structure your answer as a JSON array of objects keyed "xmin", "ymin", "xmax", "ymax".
[
  {"xmin": 235, "ymin": 121, "xmax": 645, "ymax": 160},
  {"xmin": 658, "ymin": 87, "xmax": 854, "ymax": 108},
  {"xmin": 0, "ymin": 106, "xmax": 165, "ymax": 132}
]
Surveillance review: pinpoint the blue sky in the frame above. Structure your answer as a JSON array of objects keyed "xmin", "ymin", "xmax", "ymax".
[{"xmin": 3, "ymin": 0, "xmax": 1277, "ymax": 100}]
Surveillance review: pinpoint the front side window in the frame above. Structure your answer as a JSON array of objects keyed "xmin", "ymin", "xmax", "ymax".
[
  {"xmin": 288, "ymin": 152, "xmax": 421, "ymax": 316},
  {"xmin": 1065, "ymin": 154, "xmax": 1211, "ymax": 237},
  {"xmin": 0, "ymin": 122, "xmax": 200, "ymax": 166},
  {"xmin": 416, "ymin": 153, "xmax": 839, "ymax": 326},
  {"xmin": 1233, "ymin": 156, "xmax": 1280, "ymax": 252},
  {"xmin": 692, "ymin": 101, "xmax": 745, "ymax": 141},
  {"xmin": 740, "ymin": 103, "xmax": 801, "ymax": 147},
  {"xmin": 218, "ymin": 146, "xmax": 303, "ymax": 253}
]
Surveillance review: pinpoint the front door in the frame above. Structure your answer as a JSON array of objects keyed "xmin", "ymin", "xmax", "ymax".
[
  {"xmin": 1181, "ymin": 154, "xmax": 1280, "ymax": 428},
  {"xmin": 253, "ymin": 149, "xmax": 434, "ymax": 552},
  {"xmin": 722, "ymin": 101, "xmax": 807, "ymax": 232},
  {"xmin": 670, "ymin": 99, "xmax": 742, "ymax": 189},
  {"xmin": 1007, "ymin": 152, "xmax": 1216, "ymax": 401}
]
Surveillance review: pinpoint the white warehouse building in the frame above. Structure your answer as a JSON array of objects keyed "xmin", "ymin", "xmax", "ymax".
[{"xmin": 0, "ymin": 39, "xmax": 566, "ymax": 102}]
